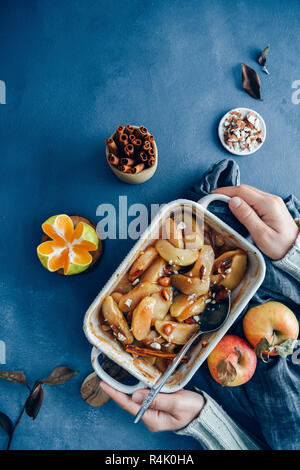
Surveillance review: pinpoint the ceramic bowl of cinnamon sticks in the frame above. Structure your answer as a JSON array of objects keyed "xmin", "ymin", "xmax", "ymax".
[{"xmin": 105, "ymin": 124, "xmax": 158, "ymax": 184}]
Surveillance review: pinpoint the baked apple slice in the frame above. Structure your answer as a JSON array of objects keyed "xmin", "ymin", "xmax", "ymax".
[
  {"xmin": 154, "ymin": 320, "xmax": 199, "ymax": 345},
  {"xmin": 132, "ymin": 296, "xmax": 156, "ymax": 341},
  {"xmin": 119, "ymin": 281, "xmax": 160, "ymax": 312},
  {"xmin": 211, "ymin": 249, "xmax": 247, "ymax": 290},
  {"xmin": 102, "ymin": 296, "xmax": 133, "ymax": 345},
  {"xmin": 155, "ymin": 239, "xmax": 198, "ymax": 266},
  {"xmin": 128, "ymin": 247, "xmax": 158, "ymax": 281}
]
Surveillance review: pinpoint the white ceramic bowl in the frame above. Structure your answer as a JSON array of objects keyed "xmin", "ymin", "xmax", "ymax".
[
  {"xmin": 83, "ymin": 194, "xmax": 266, "ymax": 394},
  {"xmin": 218, "ymin": 107, "xmax": 266, "ymax": 156}
]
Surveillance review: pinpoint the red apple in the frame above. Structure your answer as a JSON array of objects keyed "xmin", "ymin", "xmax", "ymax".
[
  {"xmin": 243, "ymin": 301, "xmax": 299, "ymax": 360},
  {"xmin": 207, "ymin": 335, "xmax": 257, "ymax": 386}
]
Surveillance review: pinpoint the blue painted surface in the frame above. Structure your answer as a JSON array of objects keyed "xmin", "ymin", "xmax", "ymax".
[{"xmin": 0, "ymin": 0, "xmax": 299, "ymax": 450}]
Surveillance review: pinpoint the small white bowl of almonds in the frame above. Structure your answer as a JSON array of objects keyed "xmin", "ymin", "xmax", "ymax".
[{"xmin": 218, "ymin": 108, "xmax": 266, "ymax": 156}]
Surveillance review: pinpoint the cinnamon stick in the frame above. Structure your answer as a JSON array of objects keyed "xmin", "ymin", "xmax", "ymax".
[
  {"xmin": 107, "ymin": 153, "xmax": 119, "ymax": 166},
  {"xmin": 130, "ymin": 163, "xmax": 145, "ymax": 174},
  {"xmin": 118, "ymin": 164, "xmax": 131, "ymax": 173},
  {"xmin": 143, "ymin": 141, "xmax": 151, "ymax": 151},
  {"xmin": 125, "ymin": 344, "xmax": 187, "ymax": 361},
  {"xmin": 119, "ymin": 133, "xmax": 129, "ymax": 148},
  {"xmin": 133, "ymin": 138, "xmax": 142, "ymax": 149},
  {"xmin": 115, "ymin": 125, "xmax": 124, "ymax": 143},
  {"xmin": 116, "ymin": 125, "xmax": 124, "ymax": 135},
  {"xmin": 120, "ymin": 157, "xmax": 135, "ymax": 166},
  {"xmin": 134, "ymin": 126, "xmax": 148, "ymax": 139},
  {"xmin": 148, "ymin": 156, "xmax": 156, "ymax": 167},
  {"xmin": 124, "ymin": 143, "xmax": 134, "ymax": 157},
  {"xmin": 144, "ymin": 134, "xmax": 154, "ymax": 143},
  {"xmin": 124, "ymin": 124, "xmax": 134, "ymax": 135},
  {"xmin": 105, "ymin": 138, "xmax": 118, "ymax": 155},
  {"xmin": 139, "ymin": 151, "xmax": 148, "ymax": 162}
]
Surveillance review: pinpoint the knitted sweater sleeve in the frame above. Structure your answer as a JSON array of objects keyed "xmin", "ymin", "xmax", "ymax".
[{"xmin": 176, "ymin": 391, "xmax": 261, "ymax": 450}]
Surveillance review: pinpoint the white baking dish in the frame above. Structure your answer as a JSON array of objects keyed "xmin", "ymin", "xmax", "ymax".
[{"xmin": 83, "ymin": 194, "xmax": 266, "ymax": 394}]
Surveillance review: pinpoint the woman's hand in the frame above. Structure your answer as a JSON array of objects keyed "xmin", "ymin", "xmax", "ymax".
[
  {"xmin": 213, "ymin": 185, "xmax": 299, "ymax": 260},
  {"xmin": 100, "ymin": 382, "xmax": 205, "ymax": 432}
]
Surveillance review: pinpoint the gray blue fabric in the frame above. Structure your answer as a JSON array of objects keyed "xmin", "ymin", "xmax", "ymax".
[{"xmin": 186, "ymin": 158, "xmax": 300, "ymax": 450}]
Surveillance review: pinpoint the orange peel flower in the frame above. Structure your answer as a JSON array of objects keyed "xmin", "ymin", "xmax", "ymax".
[{"xmin": 37, "ymin": 214, "xmax": 99, "ymax": 275}]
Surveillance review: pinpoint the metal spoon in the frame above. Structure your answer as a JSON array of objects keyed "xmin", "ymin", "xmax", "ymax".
[{"xmin": 134, "ymin": 292, "xmax": 231, "ymax": 424}]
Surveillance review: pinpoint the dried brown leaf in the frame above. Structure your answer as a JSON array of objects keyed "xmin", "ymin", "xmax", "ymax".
[
  {"xmin": 241, "ymin": 63, "xmax": 262, "ymax": 100},
  {"xmin": 81, "ymin": 355, "xmax": 128, "ymax": 407},
  {"xmin": 0, "ymin": 371, "xmax": 27, "ymax": 385},
  {"xmin": 275, "ymin": 339, "xmax": 297, "ymax": 358},
  {"xmin": 25, "ymin": 382, "xmax": 44, "ymax": 420},
  {"xmin": 0, "ymin": 411, "xmax": 13, "ymax": 436},
  {"xmin": 81, "ymin": 372, "xmax": 110, "ymax": 407},
  {"xmin": 258, "ymin": 44, "xmax": 270, "ymax": 66},
  {"xmin": 254, "ymin": 337, "xmax": 273, "ymax": 362},
  {"xmin": 217, "ymin": 359, "xmax": 237, "ymax": 386},
  {"xmin": 43, "ymin": 366, "xmax": 78, "ymax": 385}
]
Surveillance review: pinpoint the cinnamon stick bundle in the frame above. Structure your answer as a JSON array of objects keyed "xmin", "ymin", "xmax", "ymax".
[
  {"xmin": 107, "ymin": 153, "xmax": 119, "ymax": 166},
  {"xmin": 106, "ymin": 124, "xmax": 156, "ymax": 177}
]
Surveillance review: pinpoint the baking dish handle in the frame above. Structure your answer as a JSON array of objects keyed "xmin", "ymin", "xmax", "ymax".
[
  {"xmin": 198, "ymin": 193, "xmax": 231, "ymax": 209},
  {"xmin": 91, "ymin": 347, "xmax": 146, "ymax": 395},
  {"xmin": 199, "ymin": 193, "xmax": 254, "ymax": 243}
]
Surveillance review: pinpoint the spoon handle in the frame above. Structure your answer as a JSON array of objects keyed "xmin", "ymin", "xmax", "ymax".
[{"xmin": 134, "ymin": 329, "xmax": 202, "ymax": 424}]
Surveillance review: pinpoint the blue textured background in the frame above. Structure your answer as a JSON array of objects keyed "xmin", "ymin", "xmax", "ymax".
[{"xmin": 0, "ymin": 0, "xmax": 299, "ymax": 450}]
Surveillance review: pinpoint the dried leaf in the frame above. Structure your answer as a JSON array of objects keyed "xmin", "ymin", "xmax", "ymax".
[
  {"xmin": 217, "ymin": 359, "xmax": 237, "ymax": 386},
  {"xmin": 0, "ymin": 411, "xmax": 13, "ymax": 436},
  {"xmin": 81, "ymin": 372, "xmax": 110, "ymax": 407},
  {"xmin": 275, "ymin": 339, "xmax": 297, "ymax": 358},
  {"xmin": 25, "ymin": 382, "xmax": 44, "ymax": 420},
  {"xmin": 43, "ymin": 366, "xmax": 78, "ymax": 385},
  {"xmin": 254, "ymin": 337, "xmax": 273, "ymax": 362},
  {"xmin": 0, "ymin": 371, "xmax": 27, "ymax": 385},
  {"xmin": 241, "ymin": 63, "xmax": 262, "ymax": 100},
  {"xmin": 81, "ymin": 355, "xmax": 128, "ymax": 407},
  {"xmin": 258, "ymin": 44, "xmax": 270, "ymax": 66}
]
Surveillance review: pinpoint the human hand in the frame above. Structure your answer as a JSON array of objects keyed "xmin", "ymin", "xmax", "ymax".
[
  {"xmin": 212, "ymin": 185, "xmax": 299, "ymax": 260},
  {"xmin": 100, "ymin": 381, "xmax": 205, "ymax": 432}
]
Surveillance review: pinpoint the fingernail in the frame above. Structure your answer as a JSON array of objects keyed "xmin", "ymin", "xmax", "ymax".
[
  {"xmin": 230, "ymin": 197, "xmax": 242, "ymax": 209},
  {"xmin": 132, "ymin": 392, "xmax": 143, "ymax": 404}
]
